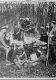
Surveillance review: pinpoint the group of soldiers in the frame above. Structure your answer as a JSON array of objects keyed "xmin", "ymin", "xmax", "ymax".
[{"xmin": 0, "ymin": 17, "xmax": 56, "ymax": 67}]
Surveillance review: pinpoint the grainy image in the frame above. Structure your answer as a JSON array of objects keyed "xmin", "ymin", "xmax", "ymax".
[{"xmin": 0, "ymin": 0, "xmax": 56, "ymax": 78}]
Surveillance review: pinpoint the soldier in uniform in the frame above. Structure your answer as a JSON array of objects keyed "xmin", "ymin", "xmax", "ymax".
[{"xmin": 49, "ymin": 21, "xmax": 56, "ymax": 62}]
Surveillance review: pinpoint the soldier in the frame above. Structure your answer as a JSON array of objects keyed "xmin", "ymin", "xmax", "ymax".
[
  {"xmin": 0, "ymin": 28, "xmax": 11, "ymax": 64},
  {"xmin": 14, "ymin": 23, "xmax": 21, "ymax": 40},
  {"xmin": 49, "ymin": 21, "xmax": 56, "ymax": 62}
]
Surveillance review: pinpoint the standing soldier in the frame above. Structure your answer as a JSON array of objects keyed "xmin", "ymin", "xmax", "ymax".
[{"xmin": 0, "ymin": 28, "xmax": 11, "ymax": 64}]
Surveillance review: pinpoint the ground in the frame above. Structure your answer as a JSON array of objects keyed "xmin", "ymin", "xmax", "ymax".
[{"xmin": 0, "ymin": 57, "xmax": 56, "ymax": 78}]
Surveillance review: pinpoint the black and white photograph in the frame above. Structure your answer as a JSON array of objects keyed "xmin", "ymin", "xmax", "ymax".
[{"xmin": 0, "ymin": 0, "xmax": 56, "ymax": 78}]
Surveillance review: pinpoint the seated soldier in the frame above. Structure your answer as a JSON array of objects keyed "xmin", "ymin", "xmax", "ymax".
[
  {"xmin": 5, "ymin": 30, "xmax": 24, "ymax": 63},
  {"xmin": 14, "ymin": 51, "xmax": 27, "ymax": 68}
]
